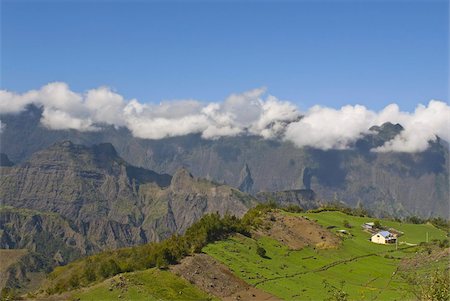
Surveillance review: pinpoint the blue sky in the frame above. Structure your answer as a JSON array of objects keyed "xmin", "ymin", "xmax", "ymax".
[{"xmin": 1, "ymin": 0, "xmax": 448, "ymax": 111}]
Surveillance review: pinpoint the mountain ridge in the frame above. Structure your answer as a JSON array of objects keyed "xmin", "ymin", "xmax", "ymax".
[
  {"xmin": 0, "ymin": 105, "xmax": 448, "ymax": 217},
  {"xmin": 0, "ymin": 141, "xmax": 260, "ymax": 291}
]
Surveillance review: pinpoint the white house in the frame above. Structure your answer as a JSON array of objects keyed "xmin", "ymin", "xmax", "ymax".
[{"xmin": 371, "ymin": 231, "xmax": 396, "ymax": 244}]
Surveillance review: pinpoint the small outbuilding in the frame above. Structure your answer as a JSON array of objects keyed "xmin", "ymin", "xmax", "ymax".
[
  {"xmin": 371, "ymin": 231, "xmax": 396, "ymax": 244},
  {"xmin": 363, "ymin": 222, "xmax": 375, "ymax": 230}
]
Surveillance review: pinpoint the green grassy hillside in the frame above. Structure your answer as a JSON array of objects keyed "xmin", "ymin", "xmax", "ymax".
[
  {"xmin": 70, "ymin": 268, "xmax": 215, "ymax": 301},
  {"xmin": 203, "ymin": 210, "xmax": 448, "ymax": 300},
  {"xmin": 29, "ymin": 207, "xmax": 448, "ymax": 301}
]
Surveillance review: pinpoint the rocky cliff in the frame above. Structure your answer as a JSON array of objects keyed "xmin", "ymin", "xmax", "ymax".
[
  {"xmin": 1, "ymin": 106, "xmax": 448, "ymax": 217},
  {"xmin": 0, "ymin": 141, "xmax": 256, "ymax": 289},
  {"xmin": 0, "ymin": 141, "xmax": 255, "ymax": 249}
]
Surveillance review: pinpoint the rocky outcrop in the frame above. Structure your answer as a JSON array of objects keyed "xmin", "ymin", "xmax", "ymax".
[
  {"xmin": 0, "ymin": 207, "xmax": 92, "ymax": 264},
  {"xmin": 302, "ymin": 167, "xmax": 313, "ymax": 190},
  {"xmin": 165, "ymin": 168, "xmax": 255, "ymax": 233},
  {"xmin": 256, "ymin": 189, "xmax": 318, "ymax": 210},
  {"xmin": 238, "ymin": 163, "xmax": 254, "ymax": 193}
]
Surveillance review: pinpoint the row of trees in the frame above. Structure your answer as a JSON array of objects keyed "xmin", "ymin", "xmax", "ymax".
[
  {"xmin": 304, "ymin": 202, "xmax": 449, "ymax": 233},
  {"xmin": 46, "ymin": 212, "xmax": 251, "ymax": 294}
]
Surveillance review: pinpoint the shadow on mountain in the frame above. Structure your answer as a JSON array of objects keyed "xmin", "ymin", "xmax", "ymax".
[{"xmin": 309, "ymin": 149, "xmax": 347, "ymax": 188}]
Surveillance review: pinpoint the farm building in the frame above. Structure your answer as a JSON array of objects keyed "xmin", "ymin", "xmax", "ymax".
[
  {"xmin": 362, "ymin": 222, "xmax": 375, "ymax": 230},
  {"xmin": 371, "ymin": 231, "xmax": 396, "ymax": 244}
]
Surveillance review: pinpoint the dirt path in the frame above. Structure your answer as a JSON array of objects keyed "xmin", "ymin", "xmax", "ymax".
[{"xmin": 170, "ymin": 253, "xmax": 281, "ymax": 301}]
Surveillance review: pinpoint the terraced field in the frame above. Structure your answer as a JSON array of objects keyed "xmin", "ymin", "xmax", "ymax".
[{"xmin": 203, "ymin": 211, "xmax": 448, "ymax": 300}]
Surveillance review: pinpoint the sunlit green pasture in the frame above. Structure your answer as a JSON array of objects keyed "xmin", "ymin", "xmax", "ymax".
[{"xmin": 203, "ymin": 210, "xmax": 447, "ymax": 300}]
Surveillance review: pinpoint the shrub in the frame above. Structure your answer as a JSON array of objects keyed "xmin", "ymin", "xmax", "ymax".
[
  {"xmin": 406, "ymin": 216, "xmax": 425, "ymax": 224},
  {"xmin": 343, "ymin": 220, "xmax": 352, "ymax": 228},
  {"xmin": 373, "ymin": 220, "xmax": 382, "ymax": 229},
  {"xmin": 256, "ymin": 246, "xmax": 267, "ymax": 258},
  {"xmin": 284, "ymin": 204, "xmax": 303, "ymax": 213},
  {"xmin": 0, "ymin": 287, "xmax": 16, "ymax": 301},
  {"xmin": 99, "ymin": 259, "xmax": 121, "ymax": 278},
  {"xmin": 439, "ymin": 239, "xmax": 449, "ymax": 248},
  {"xmin": 406, "ymin": 269, "xmax": 449, "ymax": 301},
  {"xmin": 306, "ymin": 202, "xmax": 368, "ymax": 217},
  {"xmin": 428, "ymin": 217, "xmax": 450, "ymax": 232}
]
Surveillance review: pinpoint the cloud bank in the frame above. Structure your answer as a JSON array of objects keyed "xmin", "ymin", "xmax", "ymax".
[{"xmin": 1, "ymin": 82, "xmax": 449, "ymax": 153}]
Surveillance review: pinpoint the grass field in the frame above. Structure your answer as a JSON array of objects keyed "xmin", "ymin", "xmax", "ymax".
[
  {"xmin": 72, "ymin": 268, "xmax": 216, "ymax": 301},
  {"xmin": 203, "ymin": 210, "xmax": 448, "ymax": 300}
]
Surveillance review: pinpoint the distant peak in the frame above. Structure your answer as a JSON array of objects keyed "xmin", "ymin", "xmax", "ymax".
[
  {"xmin": 172, "ymin": 167, "xmax": 194, "ymax": 180},
  {"xmin": 50, "ymin": 141, "xmax": 118, "ymax": 158},
  {"xmin": 170, "ymin": 167, "xmax": 195, "ymax": 191},
  {"xmin": 55, "ymin": 140, "xmax": 75, "ymax": 148},
  {"xmin": 39, "ymin": 141, "xmax": 122, "ymax": 169},
  {"xmin": 369, "ymin": 122, "xmax": 404, "ymax": 133},
  {"xmin": 238, "ymin": 163, "xmax": 254, "ymax": 193}
]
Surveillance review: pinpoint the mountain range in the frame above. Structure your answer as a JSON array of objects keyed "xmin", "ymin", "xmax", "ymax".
[
  {"xmin": 1, "ymin": 105, "xmax": 448, "ymax": 218},
  {"xmin": 0, "ymin": 105, "xmax": 449, "ymax": 293}
]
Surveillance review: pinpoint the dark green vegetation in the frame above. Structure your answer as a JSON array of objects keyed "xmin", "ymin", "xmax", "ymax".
[
  {"xmin": 203, "ymin": 209, "xmax": 449, "ymax": 300},
  {"xmin": 41, "ymin": 212, "xmax": 250, "ymax": 295},
  {"xmin": 1, "ymin": 105, "xmax": 449, "ymax": 218}
]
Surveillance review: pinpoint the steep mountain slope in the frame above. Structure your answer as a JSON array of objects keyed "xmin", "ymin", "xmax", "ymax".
[
  {"xmin": 0, "ymin": 141, "xmax": 256, "ymax": 272},
  {"xmin": 1, "ymin": 106, "xmax": 448, "ymax": 217},
  {"xmin": 0, "ymin": 141, "xmax": 254, "ymax": 249},
  {"xmin": 0, "ymin": 141, "xmax": 256, "ymax": 291}
]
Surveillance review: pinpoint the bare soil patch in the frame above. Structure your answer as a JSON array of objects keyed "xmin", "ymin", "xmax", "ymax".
[
  {"xmin": 171, "ymin": 253, "xmax": 280, "ymax": 301},
  {"xmin": 254, "ymin": 211, "xmax": 341, "ymax": 250}
]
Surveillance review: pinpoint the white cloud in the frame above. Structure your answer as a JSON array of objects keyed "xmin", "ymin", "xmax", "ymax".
[
  {"xmin": 373, "ymin": 100, "xmax": 450, "ymax": 152},
  {"xmin": 284, "ymin": 104, "xmax": 376, "ymax": 150},
  {"xmin": 85, "ymin": 87, "xmax": 127, "ymax": 127},
  {"xmin": 0, "ymin": 82, "xmax": 449, "ymax": 152},
  {"xmin": 41, "ymin": 107, "xmax": 96, "ymax": 131}
]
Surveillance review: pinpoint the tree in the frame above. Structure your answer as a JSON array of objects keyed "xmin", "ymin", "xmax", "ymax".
[
  {"xmin": 373, "ymin": 220, "xmax": 382, "ymax": 229},
  {"xmin": 407, "ymin": 216, "xmax": 424, "ymax": 224},
  {"xmin": 100, "ymin": 259, "xmax": 121, "ymax": 278},
  {"xmin": 83, "ymin": 259, "xmax": 97, "ymax": 282},
  {"xmin": 256, "ymin": 246, "xmax": 267, "ymax": 258},
  {"xmin": 343, "ymin": 219, "xmax": 352, "ymax": 228},
  {"xmin": 68, "ymin": 274, "xmax": 80, "ymax": 289}
]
